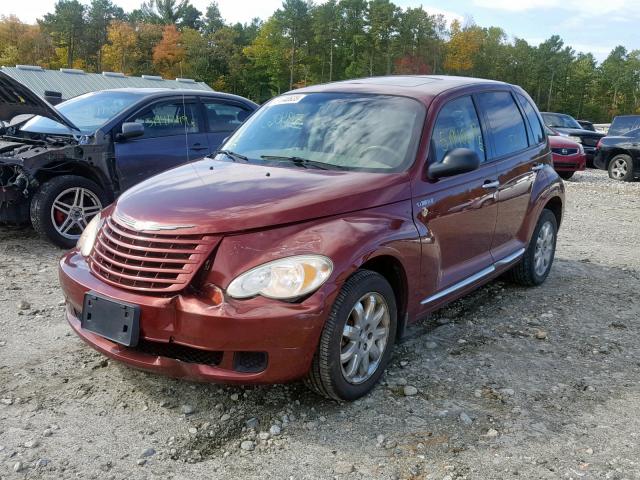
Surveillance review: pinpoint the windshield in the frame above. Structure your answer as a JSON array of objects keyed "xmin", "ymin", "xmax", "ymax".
[
  {"xmin": 222, "ymin": 93, "xmax": 425, "ymax": 172},
  {"xmin": 609, "ymin": 116, "xmax": 640, "ymax": 136},
  {"xmin": 21, "ymin": 91, "xmax": 141, "ymax": 135},
  {"xmin": 541, "ymin": 113, "xmax": 581, "ymax": 130}
]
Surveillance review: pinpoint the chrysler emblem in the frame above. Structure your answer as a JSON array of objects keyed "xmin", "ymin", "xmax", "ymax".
[{"xmin": 115, "ymin": 211, "xmax": 195, "ymax": 231}]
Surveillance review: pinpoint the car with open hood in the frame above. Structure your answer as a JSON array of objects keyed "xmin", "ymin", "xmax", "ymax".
[
  {"xmin": 541, "ymin": 112, "xmax": 604, "ymax": 165},
  {"xmin": 59, "ymin": 75, "xmax": 565, "ymax": 400},
  {"xmin": 0, "ymin": 72, "xmax": 257, "ymax": 247}
]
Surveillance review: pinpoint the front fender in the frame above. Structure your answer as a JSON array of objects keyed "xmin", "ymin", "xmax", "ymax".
[
  {"xmin": 205, "ymin": 200, "xmax": 421, "ymax": 313},
  {"xmin": 523, "ymin": 166, "xmax": 565, "ymax": 243}
]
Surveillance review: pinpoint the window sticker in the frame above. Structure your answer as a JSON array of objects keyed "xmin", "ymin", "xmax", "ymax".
[{"xmin": 267, "ymin": 94, "xmax": 307, "ymax": 106}]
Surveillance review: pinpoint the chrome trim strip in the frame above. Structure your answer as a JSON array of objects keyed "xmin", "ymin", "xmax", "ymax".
[
  {"xmin": 420, "ymin": 248, "xmax": 526, "ymax": 305},
  {"xmin": 421, "ymin": 266, "xmax": 495, "ymax": 305},
  {"xmin": 494, "ymin": 247, "xmax": 525, "ymax": 266}
]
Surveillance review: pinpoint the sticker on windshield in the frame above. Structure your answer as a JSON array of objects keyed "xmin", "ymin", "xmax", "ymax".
[{"xmin": 268, "ymin": 94, "xmax": 306, "ymax": 106}]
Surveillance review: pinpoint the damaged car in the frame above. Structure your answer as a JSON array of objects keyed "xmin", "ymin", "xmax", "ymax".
[{"xmin": 0, "ymin": 72, "xmax": 257, "ymax": 247}]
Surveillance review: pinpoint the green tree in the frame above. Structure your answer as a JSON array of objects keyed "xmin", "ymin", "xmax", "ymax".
[{"xmin": 40, "ymin": 0, "xmax": 85, "ymax": 67}]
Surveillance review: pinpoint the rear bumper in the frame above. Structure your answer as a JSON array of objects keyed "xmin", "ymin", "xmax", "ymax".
[{"xmin": 59, "ymin": 251, "xmax": 331, "ymax": 384}]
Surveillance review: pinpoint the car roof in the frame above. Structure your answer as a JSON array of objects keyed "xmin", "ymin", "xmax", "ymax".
[
  {"xmin": 78, "ymin": 88, "xmax": 258, "ymax": 106},
  {"xmin": 290, "ymin": 75, "xmax": 510, "ymax": 105}
]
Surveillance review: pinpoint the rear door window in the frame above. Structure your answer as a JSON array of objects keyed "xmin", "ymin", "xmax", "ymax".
[
  {"xmin": 476, "ymin": 91, "xmax": 529, "ymax": 159},
  {"xmin": 516, "ymin": 94, "xmax": 545, "ymax": 145},
  {"xmin": 431, "ymin": 96, "xmax": 486, "ymax": 164},
  {"xmin": 203, "ymin": 101, "xmax": 251, "ymax": 132}
]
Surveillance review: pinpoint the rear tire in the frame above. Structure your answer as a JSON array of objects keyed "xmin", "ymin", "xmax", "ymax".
[
  {"xmin": 558, "ymin": 171, "xmax": 574, "ymax": 180},
  {"xmin": 30, "ymin": 175, "xmax": 107, "ymax": 249},
  {"xmin": 506, "ymin": 209, "xmax": 557, "ymax": 286},
  {"xmin": 305, "ymin": 270, "xmax": 397, "ymax": 401},
  {"xmin": 608, "ymin": 154, "xmax": 634, "ymax": 181}
]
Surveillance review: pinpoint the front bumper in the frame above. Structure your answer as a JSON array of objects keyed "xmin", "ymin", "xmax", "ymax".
[
  {"xmin": 59, "ymin": 251, "xmax": 331, "ymax": 384},
  {"xmin": 0, "ymin": 186, "xmax": 29, "ymax": 224},
  {"xmin": 552, "ymin": 153, "xmax": 586, "ymax": 172}
]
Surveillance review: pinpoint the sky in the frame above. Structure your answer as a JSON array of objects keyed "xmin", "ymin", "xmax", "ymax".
[{"xmin": 4, "ymin": 0, "xmax": 639, "ymax": 62}]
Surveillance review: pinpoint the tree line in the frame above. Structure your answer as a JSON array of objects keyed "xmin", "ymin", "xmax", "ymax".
[{"xmin": 0, "ymin": 0, "xmax": 638, "ymax": 122}]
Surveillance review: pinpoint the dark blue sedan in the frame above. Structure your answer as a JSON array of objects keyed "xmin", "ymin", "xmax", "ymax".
[{"xmin": 0, "ymin": 75, "xmax": 257, "ymax": 247}]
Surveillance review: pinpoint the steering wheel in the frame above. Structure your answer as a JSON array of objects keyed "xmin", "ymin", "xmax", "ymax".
[{"xmin": 360, "ymin": 145, "xmax": 403, "ymax": 166}]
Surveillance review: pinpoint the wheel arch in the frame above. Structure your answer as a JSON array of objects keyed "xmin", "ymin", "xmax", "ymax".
[
  {"xmin": 33, "ymin": 162, "xmax": 114, "ymax": 202},
  {"xmin": 604, "ymin": 148, "xmax": 632, "ymax": 168},
  {"xmin": 543, "ymin": 195, "xmax": 563, "ymax": 229},
  {"xmin": 359, "ymin": 254, "xmax": 409, "ymax": 341}
]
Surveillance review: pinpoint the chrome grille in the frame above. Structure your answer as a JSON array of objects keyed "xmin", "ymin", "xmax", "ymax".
[{"xmin": 89, "ymin": 214, "xmax": 218, "ymax": 293}]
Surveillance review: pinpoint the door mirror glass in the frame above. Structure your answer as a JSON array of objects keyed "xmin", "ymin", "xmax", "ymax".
[
  {"xmin": 117, "ymin": 122, "xmax": 144, "ymax": 141},
  {"xmin": 428, "ymin": 148, "xmax": 481, "ymax": 179}
]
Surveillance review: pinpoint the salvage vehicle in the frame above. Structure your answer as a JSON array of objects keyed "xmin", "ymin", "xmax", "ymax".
[
  {"xmin": 607, "ymin": 115, "xmax": 640, "ymax": 137},
  {"xmin": 59, "ymin": 76, "xmax": 565, "ymax": 400},
  {"xmin": 541, "ymin": 112, "xmax": 604, "ymax": 166},
  {"xmin": 594, "ymin": 127, "xmax": 640, "ymax": 181},
  {"xmin": 0, "ymin": 72, "xmax": 257, "ymax": 247},
  {"xmin": 547, "ymin": 127, "xmax": 586, "ymax": 180}
]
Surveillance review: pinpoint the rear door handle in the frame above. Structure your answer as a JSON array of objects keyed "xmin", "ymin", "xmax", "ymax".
[
  {"xmin": 482, "ymin": 180, "xmax": 500, "ymax": 189},
  {"xmin": 531, "ymin": 163, "xmax": 544, "ymax": 172}
]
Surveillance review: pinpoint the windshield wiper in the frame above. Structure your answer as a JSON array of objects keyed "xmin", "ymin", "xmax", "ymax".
[
  {"xmin": 215, "ymin": 149, "xmax": 249, "ymax": 162},
  {"xmin": 260, "ymin": 155, "xmax": 344, "ymax": 170}
]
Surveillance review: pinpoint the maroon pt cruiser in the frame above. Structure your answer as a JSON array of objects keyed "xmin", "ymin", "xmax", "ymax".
[{"xmin": 59, "ymin": 76, "xmax": 565, "ymax": 400}]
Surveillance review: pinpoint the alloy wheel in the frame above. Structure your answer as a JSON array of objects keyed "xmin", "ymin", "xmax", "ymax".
[
  {"xmin": 611, "ymin": 158, "xmax": 628, "ymax": 180},
  {"xmin": 534, "ymin": 221, "xmax": 555, "ymax": 277},
  {"xmin": 50, "ymin": 187, "xmax": 102, "ymax": 240},
  {"xmin": 340, "ymin": 292, "xmax": 390, "ymax": 385}
]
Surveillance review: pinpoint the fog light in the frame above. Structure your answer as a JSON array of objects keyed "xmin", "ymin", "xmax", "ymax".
[{"xmin": 201, "ymin": 283, "xmax": 223, "ymax": 304}]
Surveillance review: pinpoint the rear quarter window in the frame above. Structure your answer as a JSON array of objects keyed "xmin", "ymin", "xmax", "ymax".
[
  {"xmin": 516, "ymin": 94, "xmax": 545, "ymax": 145},
  {"xmin": 476, "ymin": 91, "xmax": 529, "ymax": 159}
]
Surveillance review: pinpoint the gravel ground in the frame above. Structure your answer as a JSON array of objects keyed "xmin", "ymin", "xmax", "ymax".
[{"xmin": 1, "ymin": 169, "xmax": 639, "ymax": 480}]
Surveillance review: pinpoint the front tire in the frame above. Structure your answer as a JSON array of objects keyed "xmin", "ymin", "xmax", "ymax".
[
  {"xmin": 305, "ymin": 270, "xmax": 397, "ymax": 401},
  {"xmin": 608, "ymin": 154, "xmax": 634, "ymax": 181},
  {"xmin": 507, "ymin": 209, "xmax": 558, "ymax": 286},
  {"xmin": 30, "ymin": 175, "xmax": 107, "ymax": 249}
]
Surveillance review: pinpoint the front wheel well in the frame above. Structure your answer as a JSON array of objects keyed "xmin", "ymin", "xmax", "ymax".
[
  {"xmin": 33, "ymin": 162, "xmax": 113, "ymax": 201},
  {"xmin": 359, "ymin": 255, "xmax": 408, "ymax": 340},
  {"xmin": 544, "ymin": 196, "xmax": 563, "ymax": 228}
]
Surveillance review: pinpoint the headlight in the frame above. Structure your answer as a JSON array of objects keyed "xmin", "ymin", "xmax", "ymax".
[
  {"xmin": 567, "ymin": 136, "xmax": 582, "ymax": 144},
  {"xmin": 77, "ymin": 215, "xmax": 103, "ymax": 256},
  {"xmin": 227, "ymin": 255, "xmax": 333, "ymax": 300}
]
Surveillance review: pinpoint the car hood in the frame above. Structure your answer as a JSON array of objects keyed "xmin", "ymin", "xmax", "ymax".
[
  {"xmin": 549, "ymin": 135, "xmax": 581, "ymax": 149},
  {"xmin": 551, "ymin": 126, "xmax": 604, "ymax": 138},
  {"xmin": 0, "ymin": 71, "xmax": 79, "ymax": 131},
  {"xmin": 113, "ymin": 159, "xmax": 412, "ymax": 234}
]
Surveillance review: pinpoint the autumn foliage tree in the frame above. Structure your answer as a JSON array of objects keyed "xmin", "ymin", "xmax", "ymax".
[{"xmin": 152, "ymin": 24, "xmax": 185, "ymax": 78}]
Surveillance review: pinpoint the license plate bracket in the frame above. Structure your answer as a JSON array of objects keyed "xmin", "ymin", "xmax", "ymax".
[{"xmin": 81, "ymin": 292, "xmax": 140, "ymax": 347}]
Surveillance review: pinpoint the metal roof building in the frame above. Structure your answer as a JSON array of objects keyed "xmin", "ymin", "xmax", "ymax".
[{"xmin": 0, "ymin": 65, "xmax": 213, "ymax": 100}]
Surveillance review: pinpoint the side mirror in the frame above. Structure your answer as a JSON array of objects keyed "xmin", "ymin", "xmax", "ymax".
[
  {"xmin": 428, "ymin": 148, "xmax": 481, "ymax": 179},
  {"xmin": 116, "ymin": 122, "xmax": 144, "ymax": 141}
]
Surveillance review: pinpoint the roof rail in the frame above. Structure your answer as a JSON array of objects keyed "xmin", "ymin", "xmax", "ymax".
[
  {"xmin": 141, "ymin": 74, "xmax": 163, "ymax": 81},
  {"xmin": 60, "ymin": 68, "xmax": 85, "ymax": 74},
  {"xmin": 16, "ymin": 65, "xmax": 44, "ymax": 71},
  {"xmin": 102, "ymin": 71, "xmax": 126, "ymax": 78},
  {"xmin": 176, "ymin": 78, "xmax": 196, "ymax": 83}
]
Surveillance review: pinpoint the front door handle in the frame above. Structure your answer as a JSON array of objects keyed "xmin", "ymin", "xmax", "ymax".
[
  {"xmin": 482, "ymin": 180, "xmax": 500, "ymax": 189},
  {"xmin": 190, "ymin": 144, "xmax": 208, "ymax": 151},
  {"xmin": 531, "ymin": 163, "xmax": 544, "ymax": 172}
]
